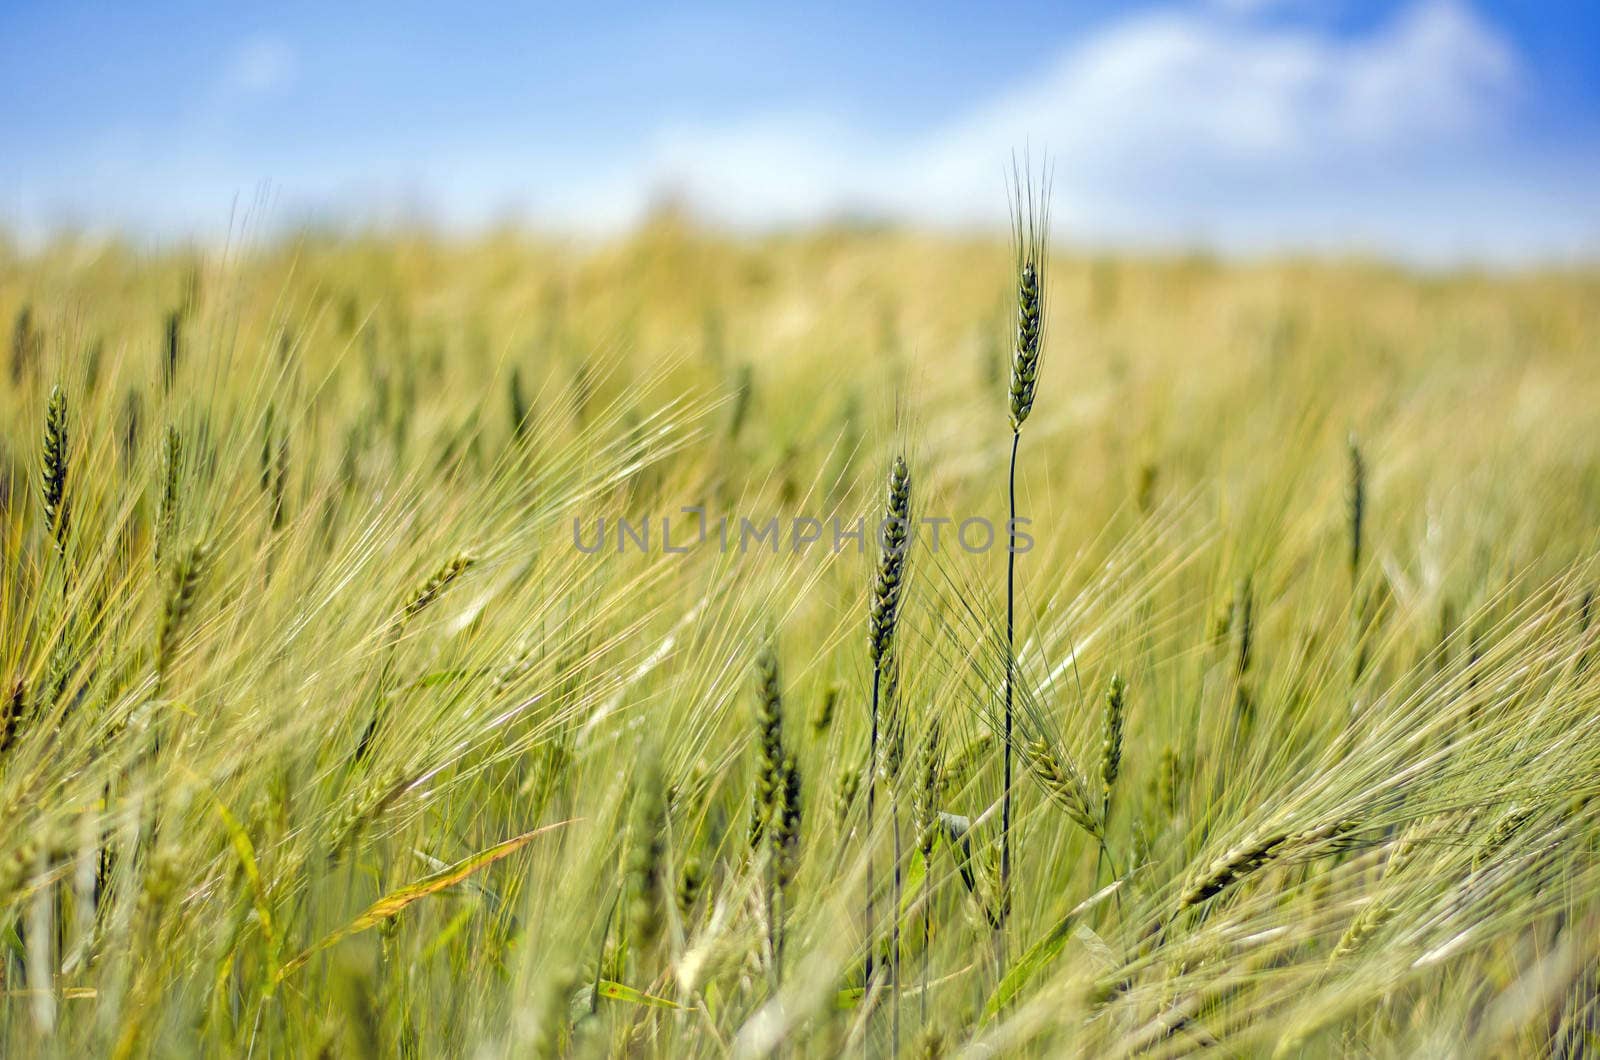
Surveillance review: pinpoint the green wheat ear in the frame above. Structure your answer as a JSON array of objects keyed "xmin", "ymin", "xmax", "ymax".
[
  {"xmin": 120, "ymin": 388, "xmax": 143, "ymax": 469},
  {"xmin": 727, "ymin": 362, "xmax": 754, "ymax": 441},
  {"xmin": 1007, "ymin": 162, "xmax": 1050, "ymax": 432},
  {"xmin": 869, "ymin": 454, "xmax": 913, "ymax": 667},
  {"xmin": 812, "ymin": 683, "xmax": 839, "ymax": 733},
  {"xmin": 774, "ymin": 750, "xmax": 801, "ymax": 890},
  {"xmin": 675, "ymin": 855, "xmax": 704, "ymax": 919},
  {"xmin": 10, "ymin": 305, "xmax": 37, "ymax": 384},
  {"xmin": 625, "ymin": 755, "xmax": 666, "ymax": 960},
  {"xmin": 914, "ymin": 719, "xmax": 944, "ymax": 860},
  {"xmin": 832, "ymin": 761, "xmax": 862, "ymax": 830},
  {"xmin": 1347, "ymin": 432, "xmax": 1366, "ymax": 581},
  {"xmin": 40, "ymin": 384, "xmax": 70, "ymax": 553},
  {"xmin": 507, "ymin": 364, "xmax": 529, "ymax": 440},
  {"xmin": 750, "ymin": 641, "xmax": 785, "ymax": 850},
  {"xmin": 0, "ymin": 678, "xmax": 24, "ymax": 758},
  {"xmin": 1100, "ymin": 673, "xmax": 1126, "ymax": 820},
  {"xmin": 156, "ymin": 424, "xmax": 182, "ymax": 567},
  {"xmin": 1023, "ymin": 736, "xmax": 1098, "ymax": 837},
  {"xmin": 400, "ymin": 551, "xmax": 476, "ymax": 626},
  {"xmin": 158, "ymin": 538, "xmax": 215, "ymax": 681},
  {"xmin": 1008, "ymin": 259, "xmax": 1042, "ymax": 429},
  {"xmin": 163, "ymin": 308, "xmax": 182, "ymax": 390},
  {"xmin": 865, "ymin": 452, "xmax": 912, "ymax": 995}
]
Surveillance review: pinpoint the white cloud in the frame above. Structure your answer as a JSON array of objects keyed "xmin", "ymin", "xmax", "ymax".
[
  {"xmin": 223, "ymin": 36, "xmax": 297, "ymax": 96},
  {"xmin": 556, "ymin": 0, "xmax": 1586, "ymax": 262}
]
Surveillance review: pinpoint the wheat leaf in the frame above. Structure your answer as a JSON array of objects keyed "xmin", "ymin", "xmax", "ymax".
[{"xmin": 278, "ymin": 818, "xmax": 575, "ymax": 980}]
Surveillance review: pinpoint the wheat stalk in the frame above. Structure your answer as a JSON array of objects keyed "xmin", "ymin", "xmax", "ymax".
[
  {"xmin": 914, "ymin": 717, "xmax": 943, "ymax": 1031},
  {"xmin": 867, "ymin": 453, "xmax": 912, "ymax": 1001},
  {"xmin": 1001, "ymin": 159, "xmax": 1050, "ymax": 958}
]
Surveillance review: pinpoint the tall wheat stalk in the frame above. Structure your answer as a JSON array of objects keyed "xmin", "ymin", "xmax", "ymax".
[
  {"xmin": 913, "ymin": 719, "xmax": 942, "ymax": 1031},
  {"xmin": 1001, "ymin": 162, "xmax": 1049, "ymax": 963},
  {"xmin": 752, "ymin": 640, "xmax": 791, "ymax": 985},
  {"xmin": 867, "ymin": 454, "xmax": 912, "ymax": 1012},
  {"xmin": 883, "ymin": 658, "xmax": 905, "ymax": 1058}
]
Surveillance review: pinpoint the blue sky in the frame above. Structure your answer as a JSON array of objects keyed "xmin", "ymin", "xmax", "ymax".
[{"xmin": 2, "ymin": 1, "xmax": 1597, "ymax": 261}]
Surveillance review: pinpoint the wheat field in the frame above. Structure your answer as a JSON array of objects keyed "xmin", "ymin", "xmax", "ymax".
[{"xmin": 2, "ymin": 210, "xmax": 1599, "ymax": 1056}]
